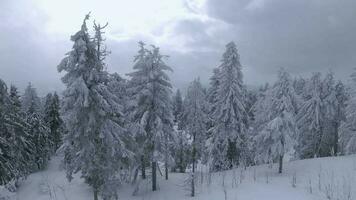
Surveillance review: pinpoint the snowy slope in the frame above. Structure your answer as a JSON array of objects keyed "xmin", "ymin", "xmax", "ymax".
[{"xmin": 11, "ymin": 155, "xmax": 356, "ymax": 200}]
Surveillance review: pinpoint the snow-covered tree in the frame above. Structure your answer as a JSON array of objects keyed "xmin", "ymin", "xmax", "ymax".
[
  {"xmin": 209, "ymin": 42, "xmax": 248, "ymax": 170},
  {"xmin": 0, "ymin": 79, "xmax": 15, "ymax": 185},
  {"xmin": 182, "ymin": 78, "xmax": 208, "ymax": 196},
  {"xmin": 172, "ymin": 89, "xmax": 183, "ymax": 126},
  {"xmin": 340, "ymin": 68, "xmax": 356, "ymax": 154},
  {"xmin": 21, "ymin": 83, "xmax": 51, "ymax": 171},
  {"xmin": 207, "ymin": 68, "xmax": 220, "ymax": 130},
  {"xmin": 296, "ymin": 73, "xmax": 325, "ymax": 158},
  {"xmin": 21, "ymin": 83, "xmax": 41, "ymax": 114},
  {"xmin": 332, "ymin": 81, "xmax": 348, "ymax": 154},
  {"xmin": 170, "ymin": 129, "xmax": 190, "ymax": 173},
  {"xmin": 58, "ymin": 15, "xmax": 131, "ymax": 200},
  {"xmin": 44, "ymin": 92, "xmax": 64, "ymax": 151},
  {"xmin": 8, "ymin": 85, "xmax": 33, "ymax": 179},
  {"xmin": 254, "ymin": 69, "xmax": 298, "ymax": 173},
  {"xmin": 127, "ymin": 41, "xmax": 173, "ymax": 190},
  {"xmin": 318, "ymin": 72, "xmax": 347, "ymax": 156}
]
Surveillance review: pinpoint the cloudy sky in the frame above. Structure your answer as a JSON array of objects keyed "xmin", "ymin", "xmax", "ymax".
[{"xmin": 1, "ymin": 0, "xmax": 356, "ymax": 95}]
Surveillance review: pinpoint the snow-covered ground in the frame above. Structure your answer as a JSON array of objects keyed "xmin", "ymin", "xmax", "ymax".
[{"xmin": 7, "ymin": 155, "xmax": 356, "ymax": 200}]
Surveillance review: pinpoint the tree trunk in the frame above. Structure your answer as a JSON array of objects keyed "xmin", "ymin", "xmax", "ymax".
[
  {"xmin": 191, "ymin": 135, "xmax": 196, "ymax": 197},
  {"xmin": 333, "ymin": 122, "xmax": 339, "ymax": 156},
  {"xmin": 141, "ymin": 155, "xmax": 146, "ymax": 179},
  {"xmin": 191, "ymin": 172, "xmax": 195, "ymax": 197},
  {"xmin": 278, "ymin": 154, "xmax": 283, "ymax": 174},
  {"xmin": 93, "ymin": 188, "xmax": 99, "ymax": 200},
  {"xmin": 165, "ymin": 161, "xmax": 168, "ymax": 180},
  {"xmin": 152, "ymin": 161, "xmax": 157, "ymax": 191}
]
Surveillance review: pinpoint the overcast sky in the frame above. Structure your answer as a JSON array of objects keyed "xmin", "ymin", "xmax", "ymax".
[{"xmin": 1, "ymin": 0, "xmax": 356, "ymax": 95}]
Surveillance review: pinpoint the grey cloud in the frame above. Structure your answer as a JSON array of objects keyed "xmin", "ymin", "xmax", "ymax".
[
  {"xmin": 205, "ymin": 0, "xmax": 356, "ymax": 83},
  {"xmin": 1, "ymin": 0, "xmax": 356, "ymax": 95}
]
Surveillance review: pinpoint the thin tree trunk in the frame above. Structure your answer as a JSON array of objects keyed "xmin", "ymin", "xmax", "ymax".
[
  {"xmin": 93, "ymin": 188, "xmax": 99, "ymax": 200},
  {"xmin": 278, "ymin": 154, "xmax": 283, "ymax": 174},
  {"xmin": 141, "ymin": 155, "xmax": 146, "ymax": 179},
  {"xmin": 165, "ymin": 161, "xmax": 168, "ymax": 180},
  {"xmin": 152, "ymin": 161, "xmax": 157, "ymax": 191},
  {"xmin": 333, "ymin": 122, "xmax": 339, "ymax": 156},
  {"xmin": 191, "ymin": 135, "xmax": 196, "ymax": 197}
]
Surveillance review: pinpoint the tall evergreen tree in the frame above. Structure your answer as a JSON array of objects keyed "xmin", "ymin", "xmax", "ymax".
[
  {"xmin": 172, "ymin": 89, "xmax": 183, "ymax": 126},
  {"xmin": 127, "ymin": 42, "xmax": 173, "ymax": 190},
  {"xmin": 59, "ymin": 15, "xmax": 131, "ymax": 200},
  {"xmin": 21, "ymin": 83, "xmax": 41, "ymax": 114},
  {"xmin": 340, "ymin": 68, "xmax": 356, "ymax": 154},
  {"xmin": 254, "ymin": 69, "xmax": 298, "ymax": 173},
  {"xmin": 8, "ymin": 85, "xmax": 33, "ymax": 179},
  {"xmin": 44, "ymin": 92, "xmax": 64, "ymax": 151},
  {"xmin": 296, "ymin": 73, "xmax": 325, "ymax": 158},
  {"xmin": 21, "ymin": 83, "xmax": 51, "ymax": 171},
  {"xmin": 210, "ymin": 42, "xmax": 248, "ymax": 170},
  {"xmin": 183, "ymin": 78, "xmax": 208, "ymax": 196},
  {"xmin": 0, "ymin": 80, "xmax": 15, "ymax": 185}
]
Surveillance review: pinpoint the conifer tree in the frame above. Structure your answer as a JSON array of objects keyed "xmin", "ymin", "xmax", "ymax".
[
  {"xmin": 44, "ymin": 92, "xmax": 63, "ymax": 151},
  {"xmin": 22, "ymin": 83, "xmax": 50, "ymax": 171},
  {"xmin": 210, "ymin": 42, "xmax": 248, "ymax": 170},
  {"xmin": 8, "ymin": 85, "xmax": 33, "ymax": 178},
  {"xmin": 296, "ymin": 73, "xmax": 325, "ymax": 158},
  {"xmin": 59, "ymin": 14, "xmax": 131, "ymax": 200},
  {"xmin": 183, "ymin": 78, "xmax": 208, "ymax": 196},
  {"xmin": 0, "ymin": 79, "xmax": 15, "ymax": 185},
  {"xmin": 173, "ymin": 89, "xmax": 183, "ymax": 126},
  {"xmin": 127, "ymin": 42, "xmax": 173, "ymax": 190},
  {"xmin": 254, "ymin": 69, "xmax": 298, "ymax": 173}
]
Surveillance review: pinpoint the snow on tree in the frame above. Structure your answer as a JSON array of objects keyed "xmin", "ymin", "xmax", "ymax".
[
  {"xmin": 207, "ymin": 67, "xmax": 220, "ymax": 130},
  {"xmin": 44, "ymin": 92, "xmax": 64, "ymax": 152},
  {"xmin": 170, "ymin": 128, "xmax": 190, "ymax": 173},
  {"xmin": 254, "ymin": 69, "xmax": 298, "ymax": 173},
  {"xmin": 182, "ymin": 78, "xmax": 208, "ymax": 196},
  {"xmin": 20, "ymin": 82, "xmax": 51, "ymax": 171},
  {"xmin": 332, "ymin": 80, "xmax": 348, "ymax": 154},
  {"xmin": 8, "ymin": 85, "xmax": 33, "ymax": 179},
  {"xmin": 58, "ymin": 14, "xmax": 132, "ymax": 200},
  {"xmin": 296, "ymin": 72, "xmax": 325, "ymax": 158},
  {"xmin": 172, "ymin": 89, "xmax": 183, "ymax": 126},
  {"xmin": 0, "ymin": 79, "xmax": 15, "ymax": 185},
  {"xmin": 21, "ymin": 83, "xmax": 41, "ymax": 114},
  {"xmin": 340, "ymin": 68, "xmax": 356, "ymax": 154},
  {"xmin": 318, "ymin": 72, "xmax": 347, "ymax": 156},
  {"xmin": 209, "ymin": 42, "xmax": 248, "ymax": 171},
  {"xmin": 127, "ymin": 41, "xmax": 173, "ymax": 190}
]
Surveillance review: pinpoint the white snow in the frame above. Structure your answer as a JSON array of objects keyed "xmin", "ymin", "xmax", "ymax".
[{"xmin": 8, "ymin": 154, "xmax": 356, "ymax": 200}]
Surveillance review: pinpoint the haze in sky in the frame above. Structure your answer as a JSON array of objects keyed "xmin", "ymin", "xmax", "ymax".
[{"xmin": 1, "ymin": 0, "xmax": 356, "ymax": 94}]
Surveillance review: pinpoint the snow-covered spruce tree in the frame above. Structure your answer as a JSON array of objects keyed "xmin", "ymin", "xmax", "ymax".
[
  {"xmin": 182, "ymin": 78, "xmax": 208, "ymax": 196},
  {"xmin": 209, "ymin": 42, "xmax": 248, "ymax": 171},
  {"xmin": 127, "ymin": 42, "xmax": 173, "ymax": 190},
  {"xmin": 0, "ymin": 79, "xmax": 15, "ymax": 185},
  {"xmin": 21, "ymin": 83, "xmax": 51, "ymax": 171},
  {"xmin": 340, "ymin": 68, "xmax": 356, "ymax": 154},
  {"xmin": 254, "ymin": 69, "xmax": 298, "ymax": 173},
  {"xmin": 8, "ymin": 85, "xmax": 33, "ymax": 180},
  {"xmin": 296, "ymin": 73, "xmax": 325, "ymax": 158},
  {"xmin": 173, "ymin": 89, "xmax": 183, "ymax": 126},
  {"xmin": 332, "ymin": 81, "xmax": 347, "ymax": 154},
  {"xmin": 207, "ymin": 67, "xmax": 220, "ymax": 130},
  {"xmin": 319, "ymin": 72, "xmax": 347, "ymax": 156},
  {"xmin": 170, "ymin": 129, "xmax": 190, "ymax": 173},
  {"xmin": 58, "ymin": 15, "xmax": 131, "ymax": 200},
  {"xmin": 21, "ymin": 83, "xmax": 41, "ymax": 114},
  {"xmin": 44, "ymin": 92, "xmax": 64, "ymax": 152}
]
